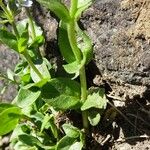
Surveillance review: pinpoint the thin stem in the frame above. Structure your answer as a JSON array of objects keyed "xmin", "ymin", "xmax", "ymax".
[
  {"xmin": 70, "ymin": 0, "xmax": 78, "ymax": 17},
  {"xmin": 25, "ymin": 8, "xmax": 36, "ymax": 40},
  {"xmin": 80, "ymin": 66, "xmax": 89, "ymax": 132},
  {"xmin": 25, "ymin": 7, "xmax": 42, "ymax": 58},
  {"xmin": 12, "ymin": 21, "xmax": 20, "ymax": 38},
  {"xmin": 23, "ymin": 51, "xmax": 43, "ymax": 80}
]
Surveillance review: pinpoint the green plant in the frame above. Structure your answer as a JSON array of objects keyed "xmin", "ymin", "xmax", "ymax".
[{"xmin": 0, "ymin": 0, "xmax": 107, "ymax": 149}]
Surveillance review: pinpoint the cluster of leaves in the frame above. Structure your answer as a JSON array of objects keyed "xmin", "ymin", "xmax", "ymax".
[{"xmin": 0, "ymin": 0, "xmax": 107, "ymax": 149}]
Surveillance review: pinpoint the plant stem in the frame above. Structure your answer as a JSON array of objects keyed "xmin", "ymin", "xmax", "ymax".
[
  {"xmin": 68, "ymin": 0, "xmax": 89, "ymax": 133},
  {"xmin": 12, "ymin": 21, "xmax": 20, "ymax": 38},
  {"xmin": 23, "ymin": 51, "xmax": 43, "ymax": 80},
  {"xmin": 70, "ymin": 0, "xmax": 78, "ymax": 17},
  {"xmin": 25, "ymin": 7, "xmax": 42, "ymax": 58},
  {"xmin": 80, "ymin": 67, "xmax": 89, "ymax": 132},
  {"xmin": 25, "ymin": 8, "xmax": 36, "ymax": 40}
]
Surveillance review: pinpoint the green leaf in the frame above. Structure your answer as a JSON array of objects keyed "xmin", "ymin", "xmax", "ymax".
[
  {"xmin": 18, "ymin": 134, "xmax": 41, "ymax": 147},
  {"xmin": 18, "ymin": 24, "xmax": 29, "ymax": 53},
  {"xmin": 58, "ymin": 21, "xmax": 75, "ymax": 63},
  {"xmin": 49, "ymin": 116, "xmax": 58, "ymax": 139},
  {"xmin": 87, "ymin": 110, "xmax": 101, "ymax": 126},
  {"xmin": 41, "ymin": 78, "xmax": 81, "ymax": 110},
  {"xmin": 76, "ymin": 0, "xmax": 94, "ymax": 19},
  {"xmin": 63, "ymin": 61, "xmax": 81, "ymax": 75},
  {"xmin": 17, "ymin": 19, "xmax": 43, "ymax": 37},
  {"xmin": 40, "ymin": 114, "xmax": 52, "ymax": 132},
  {"xmin": 0, "ymin": 28, "xmax": 18, "ymax": 51},
  {"xmin": 28, "ymin": 35, "xmax": 44, "ymax": 49},
  {"xmin": 13, "ymin": 141, "xmax": 38, "ymax": 150},
  {"xmin": 19, "ymin": 134, "xmax": 55, "ymax": 149},
  {"xmin": 81, "ymin": 88, "xmax": 107, "ymax": 111},
  {"xmin": 62, "ymin": 124, "xmax": 80, "ymax": 138},
  {"xmin": 30, "ymin": 59, "xmax": 51, "ymax": 82},
  {"xmin": 37, "ymin": 0, "xmax": 70, "ymax": 22},
  {"xmin": 10, "ymin": 124, "xmax": 30, "ymax": 142},
  {"xmin": 69, "ymin": 142, "xmax": 83, "ymax": 150},
  {"xmin": 15, "ymin": 87, "xmax": 41, "ymax": 108},
  {"xmin": 56, "ymin": 136, "xmax": 76, "ymax": 150},
  {"xmin": 76, "ymin": 25, "xmax": 93, "ymax": 65},
  {"xmin": 0, "ymin": 107, "xmax": 22, "ymax": 135},
  {"xmin": 0, "ymin": 103, "xmax": 15, "ymax": 113}
]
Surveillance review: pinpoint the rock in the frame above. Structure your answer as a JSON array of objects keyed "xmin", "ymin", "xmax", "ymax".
[{"xmin": 80, "ymin": 0, "xmax": 150, "ymax": 99}]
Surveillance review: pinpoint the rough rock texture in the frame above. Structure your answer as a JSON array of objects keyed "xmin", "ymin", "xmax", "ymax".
[
  {"xmin": 80, "ymin": 0, "xmax": 150, "ymax": 99},
  {"xmin": 0, "ymin": 45, "xmax": 19, "ymax": 101}
]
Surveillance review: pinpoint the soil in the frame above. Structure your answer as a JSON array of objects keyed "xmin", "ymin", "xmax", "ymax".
[{"xmin": 0, "ymin": 0, "xmax": 150, "ymax": 149}]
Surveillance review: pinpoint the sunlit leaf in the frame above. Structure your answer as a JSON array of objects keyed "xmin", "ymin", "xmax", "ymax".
[
  {"xmin": 41, "ymin": 78, "xmax": 81, "ymax": 110},
  {"xmin": 0, "ymin": 106, "xmax": 22, "ymax": 135},
  {"xmin": 37, "ymin": 0, "xmax": 70, "ymax": 22},
  {"xmin": 81, "ymin": 88, "xmax": 107, "ymax": 111},
  {"xmin": 0, "ymin": 29, "xmax": 18, "ymax": 51}
]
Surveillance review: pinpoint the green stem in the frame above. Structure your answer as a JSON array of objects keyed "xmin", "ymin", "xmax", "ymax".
[
  {"xmin": 80, "ymin": 67, "xmax": 89, "ymax": 132},
  {"xmin": 70, "ymin": 0, "xmax": 78, "ymax": 17},
  {"xmin": 25, "ymin": 8, "xmax": 36, "ymax": 40},
  {"xmin": 23, "ymin": 51, "xmax": 43, "ymax": 80},
  {"xmin": 25, "ymin": 8, "xmax": 42, "ymax": 58},
  {"xmin": 12, "ymin": 21, "xmax": 20, "ymax": 38}
]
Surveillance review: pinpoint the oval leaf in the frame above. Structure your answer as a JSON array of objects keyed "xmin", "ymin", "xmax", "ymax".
[
  {"xmin": 30, "ymin": 59, "xmax": 51, "ymax": 82},
  {"xmin": 0, "ymin": 107, "xmax": 22, "ymax": 135},
  {"xmin": 15, "ymin": 87, "xmax": 41, "ymax": 108},
  {"xmin": 62, "ymin": 124, "xmax": 80, "ymax": 138},
  {"xmin": 0, "ymin": 29, "xmax": 18, "ymax": 51},
  {"xmin": 87, "ymin": 110, "xmax": 101, "ymax": 126},
  {"xmin": 58, "ymin": 21, "xmax": 76, "ymax": 63},
  {"xmin": 81, "ymin": 88, "xmax": 107, "ymax": 111},
  {"xmin": 41, "ymin": 78, "xmax": 81, "ymax": 110},
  {"xmin": 56, "ymin": 136, "xmax": 76, "ymax": 150}
]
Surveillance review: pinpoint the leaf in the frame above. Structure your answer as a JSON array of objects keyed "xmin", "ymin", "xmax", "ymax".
[
  {"xmin": 0, "ymin": 103, "xmax": 15, "ymax": 113},
  {"xmin": 18, "ymin": 24, "xmax": 29, "ymax": 53},
  {"xmin": 62, "ymin": 124, "xmax": 80, "ymax": 138},
  {"xmin": 19, "ymin": 134, "xmax": 55, "ymax": 149},
  {"xmin": 58, "ymin": 21, "xmax": 75, "ymax": 63},
  {"xmin": 0, "ymin": 28, "xmax": 18, "ymax": 51},
  {"xmin": 76, "ymin": 0, "xmax": 94, "ymax": 19},
  {"xmin": 0, "ymin": 107, "xmax": 22, "ymax": 135},
  {"xmin": 81, "ymin": 88, "xmax": 107, "ymax": 111},
  {"xmin": 87, "ymin": 110, "xmax": 101, "ymax": 126},
  {"xmin": 69, "ymin": 142, "xmax": 83, "ymax": 150},
  {"xmin": 76, "ymin": 25, "xmax": 93, "ymax": 65},
  {"xmin": 37, "ymin": 0, "xmax": 70, "ymax": 22},
  {"xmin": 40, "ymin": 114, "xmax": 52, "ymax": 132},
  {"xmin": 10, "ymin": 124, "xmax": 30, "ymax": 142},
  {"xmin": 56, "ymin": 136, "xmax": 76, "ymax": 150},
  {"xmin": 15, "ymin": 87, "xmax": 41, "ymax": 108},
  {"xmin": 41, "ymin": 78, "xmax": 81, "ymax": 110},
  {"xmin": 13, "ymin": 141, "xmax": 38, "ymax": 150},
  {"xmin": 30, "ymin": 59, "xmax": 51, "ymax": 82},
  {"xmin": 49, "ymin": 116, "xmax": 58, "ymax": 139},
  {"xmin": 7, "ymin": 68, "xmax": 15, "ymax": 81},
  {"xmin": 28, "ymin": 35, "xmax": 45, "ymax": 49},
  {"xmin": 63, "ymin": 61, "xmax": 81, "ymax": 74},
  {"xmin": 17, "ymin": 19, "xmax": 43, "ymax": 37},
  {"xmin": 18, "ymin": 134, "xmax": 41, "ymax": 147}
]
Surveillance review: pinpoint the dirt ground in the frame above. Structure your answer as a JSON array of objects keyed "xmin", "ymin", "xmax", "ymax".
[{"xmin": 0, "ymin": 0, "xmax": 150, "ymax": 149}]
